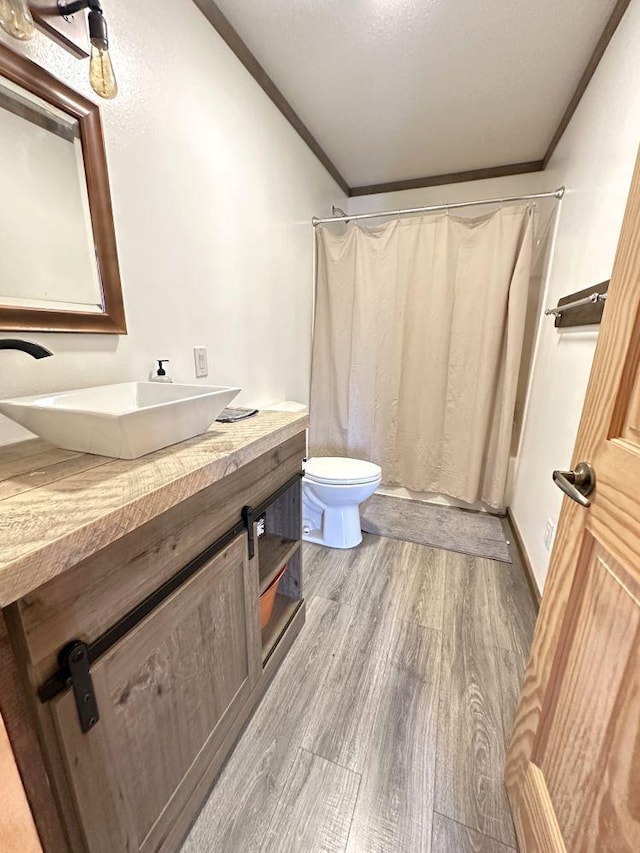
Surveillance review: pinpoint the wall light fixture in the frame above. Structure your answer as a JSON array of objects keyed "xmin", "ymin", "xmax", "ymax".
[
  {"xmin": 0, "ymin": 0, "xmax": 117, "ymax": 99},
  {"xmin": 0, "ymin": 0, "xmax": 35, "ymax": 40},
  {"xmin": 58, "ymin": 0, "xmax": 117, "ymax": 99}
]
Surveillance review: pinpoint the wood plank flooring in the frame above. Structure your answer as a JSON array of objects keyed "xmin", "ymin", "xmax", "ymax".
[
  {"xmin": 181, "ymin": 529, "xmax": 537, "ymax": 853},
  {"xmin": 262, "ymin": 749, "xmax": 360, "ymax": 852}
]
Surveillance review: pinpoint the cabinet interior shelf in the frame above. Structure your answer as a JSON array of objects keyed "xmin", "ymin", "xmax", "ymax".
[
  {"xmin": 261, "ymin": 594, "xmax": 301, "ymax": 664},
  {"xmin": 258, "ymin": 534, "xmax": 300, "ymax": 594}
]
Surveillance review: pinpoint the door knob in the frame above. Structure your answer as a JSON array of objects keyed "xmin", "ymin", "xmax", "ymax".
[{"xmin": 552, "ymin": 461, "xmax": 595, "ymax": 507}]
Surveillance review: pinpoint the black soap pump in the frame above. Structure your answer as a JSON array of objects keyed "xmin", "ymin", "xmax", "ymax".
[{"xmin": 151, "ymin": 359, "xmax": 172, "ymax": 383}]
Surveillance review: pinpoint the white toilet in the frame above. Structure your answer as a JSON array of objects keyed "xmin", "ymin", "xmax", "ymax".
[{"xmin": 302, "ymin": 457, "xmax": 382, "ymax": 549}]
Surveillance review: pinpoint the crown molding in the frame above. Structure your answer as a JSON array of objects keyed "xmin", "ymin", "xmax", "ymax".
[
  {"xmin": 349, "ymin": 161, "xmax": 545, "ymax": 198},
  {"xmin": 543, "ymin": 0, "xmax": 632, "ymax": 168},
  {"xmin": 194, "ymin": 0, "xmax": 632, "ymax": 197},
  {"xmin": 192, "ymin": 0, "xmax": 350, "ymax": 195}
]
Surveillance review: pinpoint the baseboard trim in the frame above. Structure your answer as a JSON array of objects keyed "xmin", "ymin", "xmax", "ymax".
[{"xmin": 505, "ymin": 508, "xmax": 541, "ymax": 609}]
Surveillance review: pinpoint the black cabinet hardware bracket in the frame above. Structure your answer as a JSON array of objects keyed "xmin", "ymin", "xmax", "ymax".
[
  {"xmin": 242, "ymin": 505, "xmax": 255, "ymax": 559},
  {"xmin": 59, "ymin": 641, "xmax": 100, "ymax": 733}
]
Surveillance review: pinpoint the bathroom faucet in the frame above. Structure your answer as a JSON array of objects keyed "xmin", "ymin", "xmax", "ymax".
[{"xmin": 0, "ymin": 339, "xmax": 53, "ymax": 359}]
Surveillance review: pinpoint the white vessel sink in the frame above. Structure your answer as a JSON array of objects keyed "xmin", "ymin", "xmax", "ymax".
[{"xmin": 0, "ymin": 382, "xmax": 241, "ymax": 459}]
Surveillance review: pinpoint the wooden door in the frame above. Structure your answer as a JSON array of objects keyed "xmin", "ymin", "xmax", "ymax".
[
  {"xmin": 50, "ymin": 533, "xmax": 260, "ymax": 853},
  {"xmin": 506, "ymin": 152, "xmax": 640, "ymax": 850}
]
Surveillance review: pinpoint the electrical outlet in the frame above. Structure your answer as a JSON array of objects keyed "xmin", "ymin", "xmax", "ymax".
[
  {"xmin": 193, "ymin": 346, "xmax": 208, "ymax": 378},
  {"xmin": 544, "ymin": 518, "xmax": 556, "ymax": 552}
]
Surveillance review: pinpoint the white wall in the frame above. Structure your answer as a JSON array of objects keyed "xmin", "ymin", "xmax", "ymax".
[
  {"xmin": 0, "ymin": 0, "xmax": 344, "ymax": 445},
  {"xmin": 510, "ymin": 0, "xmax": 640, "ymax": 592}
]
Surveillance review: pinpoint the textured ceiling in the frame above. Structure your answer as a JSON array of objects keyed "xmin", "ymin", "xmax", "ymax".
[{"xmin": 208, "ymin": 0, "xmax": 619, "ymax": 188}]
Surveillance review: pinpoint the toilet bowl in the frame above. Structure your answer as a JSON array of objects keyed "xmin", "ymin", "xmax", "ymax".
[{"xmin": 302, "ymin": 457, "xmax": 382, "ymax": 549}]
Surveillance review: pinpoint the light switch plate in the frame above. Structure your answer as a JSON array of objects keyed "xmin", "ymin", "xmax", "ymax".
[{"xmin": 193, "ymin": 346, "xmax": 208, "ymax": 378}]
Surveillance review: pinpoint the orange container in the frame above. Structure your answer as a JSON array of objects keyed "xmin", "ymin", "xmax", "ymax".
[{"xmin": 260, "ymin": 564, "xmax": 287, "ymax": 629}]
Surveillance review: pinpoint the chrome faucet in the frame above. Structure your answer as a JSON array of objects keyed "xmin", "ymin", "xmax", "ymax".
[{"xmin": 0, "ymin": 339, "xmax": 53, "ymax": 359}]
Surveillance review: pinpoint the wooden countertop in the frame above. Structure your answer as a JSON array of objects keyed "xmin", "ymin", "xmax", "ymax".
[{"xmin": 0, "ymin": 411, "xmax": 307, "ymax": 606}]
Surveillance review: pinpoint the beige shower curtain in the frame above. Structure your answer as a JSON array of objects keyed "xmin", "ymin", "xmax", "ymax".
[{"xmin": 309, "ymin": 206, "xmax": 534, "ymax": 509}]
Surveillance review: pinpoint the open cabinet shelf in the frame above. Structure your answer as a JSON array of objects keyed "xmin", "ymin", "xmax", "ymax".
[
  {"xmin": 261, "ymin": 594, "xmax": 302, "ymax": 664},
  {"xmin": 258, "ymin": 535, "xmax": 300, "ymax": 594},
  {"xmin": 254, "ymin": 475, "xmax": 303, "ymax": 666}
]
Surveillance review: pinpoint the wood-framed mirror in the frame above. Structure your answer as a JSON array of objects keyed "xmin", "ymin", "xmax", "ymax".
[{"xmin": 0, "ymin": 42, "xmax": 126, "ymax": 334}]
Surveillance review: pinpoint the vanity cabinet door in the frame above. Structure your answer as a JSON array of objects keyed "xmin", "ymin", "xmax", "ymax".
[{"xmin": 50, "ymin": 533, "xmax": 260, "ymax": 853}]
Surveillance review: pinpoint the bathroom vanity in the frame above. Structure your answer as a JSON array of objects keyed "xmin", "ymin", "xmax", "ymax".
[{"xmin": 0, "ymin": 410, "xmax": 307, "ymax": 853}]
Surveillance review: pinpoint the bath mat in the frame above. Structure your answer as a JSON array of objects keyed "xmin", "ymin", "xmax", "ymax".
[{"xmin": 360, "ymin": 493, "xmax": 511, "ymax": 563}]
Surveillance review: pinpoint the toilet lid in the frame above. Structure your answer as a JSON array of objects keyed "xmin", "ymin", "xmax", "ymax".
[{"xmin": 305, "ymin": 457, "xmax": 382, "ymax": 485}]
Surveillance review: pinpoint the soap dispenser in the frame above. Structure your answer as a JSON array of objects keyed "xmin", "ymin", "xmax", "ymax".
[{"xmin": 151, "ymin": 359, "xmax": 172, "ymax": 383}]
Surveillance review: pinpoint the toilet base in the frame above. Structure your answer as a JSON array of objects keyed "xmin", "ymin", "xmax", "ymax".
[{"xmin": 303, "ymin": 504, "xmax": 363, "ymax": 549}]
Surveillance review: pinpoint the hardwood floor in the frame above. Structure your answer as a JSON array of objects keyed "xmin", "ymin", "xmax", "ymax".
[
  {"xmin": 262, "ymin": 749, "xmax": 360, "ymax": 852},
  {"xmin": 181, "ymin": 531, "xmax": 537, "ymax": 853}
]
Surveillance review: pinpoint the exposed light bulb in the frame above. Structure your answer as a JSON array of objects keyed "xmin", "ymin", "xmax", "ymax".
[
  {"xmin": 89, "ymin": 43, "xmax": 117, "ymax": 99},
  {"xmin": 0, "ymin": 0, "xmax": 35, "ymax": 40}
]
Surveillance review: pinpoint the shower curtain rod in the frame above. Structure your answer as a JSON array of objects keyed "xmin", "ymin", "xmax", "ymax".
[{"xmin": 311, "ymin": 187, "xmax": 565, "ymax": 226}]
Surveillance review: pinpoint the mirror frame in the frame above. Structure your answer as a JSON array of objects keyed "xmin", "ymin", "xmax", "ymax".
[{"xmin": 0, "ymin": 42, "xmax": 126, "ymax": 334}]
